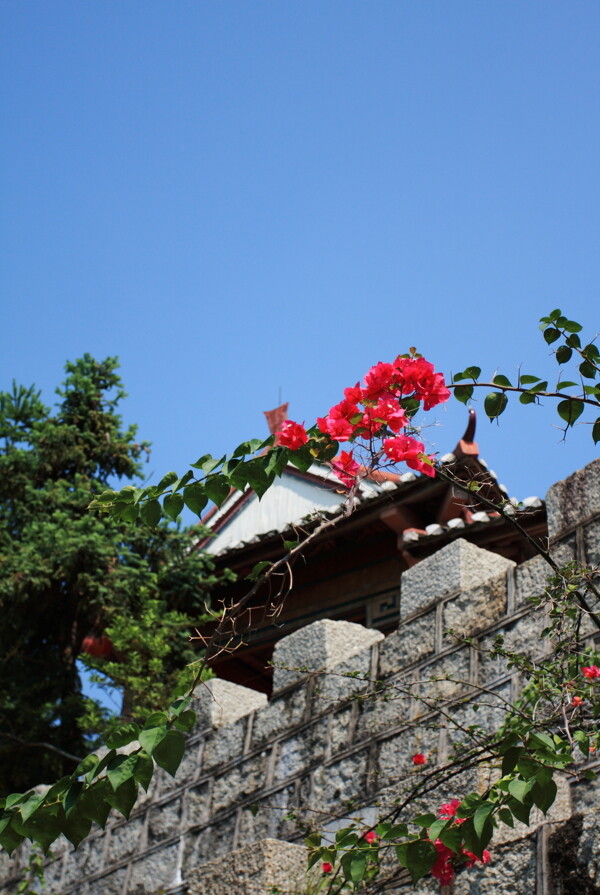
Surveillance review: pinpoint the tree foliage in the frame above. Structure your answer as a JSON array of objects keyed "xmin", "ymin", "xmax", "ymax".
[{"xmin": 0, "ymin": 355, "xmax": 219, "ymax": 797}]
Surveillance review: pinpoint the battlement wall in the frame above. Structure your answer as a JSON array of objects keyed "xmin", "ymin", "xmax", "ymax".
[{"xmin": 2, "ymin": 460, "xmax": 599, "ymax": 895}]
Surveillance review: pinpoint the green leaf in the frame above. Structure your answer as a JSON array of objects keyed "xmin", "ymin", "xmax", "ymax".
[
  {"xmin": 543, "ymin": 327, "xmax": 561, "ymax": 344},
  {"xmin": 133, "ymin": 752, "xmax": 154, "ymax": 792},
  {"xmin": 519, "ymin": 374, "xmax": 541, "ymax": 384},
  {"xmin": 287, "ymin": 444, "xmax": 313, "ymax": 473},
  {"xmin": 139, "ymin": 724, "xmax": 168, "ymax": 756},
  {"xmin": 88, "ymin": 750, "xmax": 116, "ymax": 782},
  {"xmin": 453, "ymin": 385, "xmax": 474, "ymax": 405},
  {"xmin": 563, "ymin": 319, "xmax": 583, "ymax": 333},
  {"xmin": 152, "ymin": 730, "xmax": 186, "ymax": 778},
  {"xmin": 0, "ymin": 821, "xmax": 25, "ymax": 855},
  {"xmin": 438, "ymin": 824, "xmax": 464, "ymax": 853},
  {"xmin": 556, "ymin": 381, "xmax": 578, "ymax": 389},
  {"xmin": 78, "ymin": 783, "xmax": 113, "ymax": 828},
  {"xmin": 246, "ymin": 561, "xmax": 272, "ymax": 581},
  {"xmin": 557, "ymin": 399, "xmax": 584, "ymax": 426},
  {"xmin": 140, "ymin": 499, "xmax": 162, "ymax": 527},
  {"xmin": 492, "ymin": 374, "xmax": 512, "ymax": 387},
  {"xmin": 163, "ymin": 492, "xmax": 184, "ymax": 520},
  {"xmin": 508, "ymin": 778, "xmax": 535, "ymax": 803},
  {"xmin": 183, "ymin": 483, "xmax": 208, "ymax": 516},
  {"xmin": 473, "ymin": 803, "xmax": 494, "ymax": 838},
  {"xmin": 579, "ymin": 360, "xmax": 597, "ymax": 379},
  {"xmin": 74, "ymin": 754, "xmax": 100, "ymax": 779},
  {"xmin": 106, "ymin": 753, "xmax": 139, "ymax": 791},
  {"xmin": 156, "ymin": 471, "xmax": 178, "ymax": 491},
  {"xmin": 62, "ymin": 781, "xmax": 84, "ymax": 816},
  {"xmin": 412, "ymin": 813, "xmax": 436, "ymax": 827},
  {"xmin": 204, "ymin": 474, "xmax": 231, "ymax": 507},
  {"xmin": 191, "ymin": 454, "xmax": 225, "ymax": 474},
  {"xmin": 232, "ymin": 439, "xmax": 264, "ymax": 458},
  {"xmin": 18, "ymin": 792, "xmax": 46, "ymax": 823},
  {"xmin": 395, "ymin": 839, "xmax": 437, "ymax": 884},
  {"xmin": 498, "ymin": 807, "xmax": 514, "ymax": 828},
  {"xmin": 501, "ymin": 746, "xmax": 522, "ymax": 775},
  {"xmin": 484, "ymin": 391, "xmax": 508, "ymax": 420},
  {"xmin": 593, "ymin": 418, "xmax": 600, "ymax": 445},
  {"xmin": 555, "ymin": 346, "xmax": 573, "ymax": 365},
  {"xmin": 105, "ymin": 723, "xmax": 141, "ymax": 750},
  {"xmin": 173, "ymin": 710, "xmax": 196, "ymax": 733},
  {"xmin": 508, "ymin": 797, "xmax": 532, "ymax": 826},
  {"xmin": 60, "ymin": 808, "xmax": 92, "ymax": 848},
  {"xmin": 531, "ymin": 778, "xmax": 557, "ymax": 814},
  {"xmin": 519, "ymin": 392, "xmax": 537, "ymax": 405},
  {"xmin": 243, "ymin": 459, "xmax": 274, "ymax": 499},
  {"xmin": 105, "ymin": 777, "xmax": 138, "ymax": 820}
]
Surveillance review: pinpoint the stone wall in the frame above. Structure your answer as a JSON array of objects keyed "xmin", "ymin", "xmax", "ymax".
[{"xmin": 1, "ymin": 460, "xmax": 599, "ymax": 895}]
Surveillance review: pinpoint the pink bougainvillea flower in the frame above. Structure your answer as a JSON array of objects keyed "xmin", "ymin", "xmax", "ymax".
[
  {"xmin": 463, "ymin": 849, "xmax": 492, "ymax": 868},
  {"xmin": 317, "ymin": 415, "xmax": 354, "ymax": 441},
  {"xmin": 571, "ymin": 695, "xmax": 584, "ymax": 707},
  {"xmin": 438, "ymin": 799, "xmax": 461, "ymax": 819},
  {"xmin": 582, "ymin": 665, "xmax": 600, "ymax": 679},
  {"xmin": 363, "ymin": 830, "xmax": 377, "ymax": 844},
  {"xmin": 412, "ymin": 752, "xmax": 426, "ymax": 766},
  {"xmin": 383, "ymin": 435, "xmax": 436, "ymax": 477},
  {"xmin": 431, "ymin": 840, "xmax": 455, "ymax": 885},
  {"xmin": 321, "ymin": 862, "xmax": 333, "ymax": 874},
  {"xmin": 332, "ymin": 450, "xmax": 359, "ymax": 487},
  {"xmin": 344, "ymin": 382, "xmax": 364, "ymax": 404},
  {"xmin": 275, "ymin": 420, "xmax": 309, "ymax": 450},
  {"xmin": 363, "ymin": 361, "xmax": 396, "ymax": 400}
]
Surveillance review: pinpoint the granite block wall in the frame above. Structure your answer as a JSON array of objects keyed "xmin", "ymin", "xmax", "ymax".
[{"xmin": 1, "ymin": 460, "xmax": 599, "ymax": 895}]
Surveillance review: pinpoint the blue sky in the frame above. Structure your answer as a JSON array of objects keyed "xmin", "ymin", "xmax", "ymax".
[{"xmin": 1, "ymin": 1, "xmax": 599, "ymax": 510}]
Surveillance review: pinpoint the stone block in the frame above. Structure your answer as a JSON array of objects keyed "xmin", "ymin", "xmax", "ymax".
[
  {"xmin": 504, "ymin": 610, "xmax": 549, "ymax": 662},
  {"xmin": 585, "ymin": 519, "xmax": 600, "ymax": 568},
  {"xmin": 357, "ymin": 673, "xmax": 414, "ymax": 738},
  {"xmin": 514, "ymin": 555, "xmax": 551, "ymax": 607},
  {"xmin": 546, "ymin": 458, "xmax": 600, "ymax": 539},
  {"xmin": 419, "ymin": 648, "xmax": 470, "ymax": 705},
  {"xmin": 379, "ymin": 610, "xmax": 436, "ymax": 677},
  {"xmin": 62, "ymin": 836, "xmax": 104, "ymax": 886},
  {"xmin": 376, "ymin": 730, "xmax": 426, "ymax": 790},
  {"xmin": 443, "ymin": 572, "xmax": 508, "ymax": 642},
  {"xmin": 147, "ymin": 796, "xmax": 182, "ymax": 846},
  {"xmin": 400, "ymin": 538, "xmax": 514, "ymax": 619},
  {"xmin": 310, "ymin": 751, "xmax": 370, "ymax": 814},
  {"xmin": 251, "ymin": 687, "xmax": 306, "ymax": 747},
  {"xmin": 187, "ymin": 782, "xmax": 211, "ymax": 827},
  {"xmin": 272, "ymin": 619, "xmax": 383, "ymax": 691},
  {"xmin": 106, "ymin": 814, "xmax": 145, "ymax": 864},
  {"xmin": 452, "ymin": 835, "xmax": 537, "ymax": 894},
  {"xmin": 274, "ymin": 720, "xmax": 327, "ymax": 781},
  {"xmin": 201, "ymin": 717, "xmax": 246, "ymax": 771},
  {"xmin": 187, "ymin": 837, "xmax": 308, "ymax": 895},
  {"xmin": 211, "ymin": 753, "xmax": 268, "ymax": 813},
  {"xmin": 128, "ymin": 843, "xmax": 180, "ymax": 894},
  {"xmin": 193, "ymin": 678, "xmax": 267, "ymax": 730},
  {"xmin": 86, "ymin": 867, "xmax": 127, "ymax": 895}
]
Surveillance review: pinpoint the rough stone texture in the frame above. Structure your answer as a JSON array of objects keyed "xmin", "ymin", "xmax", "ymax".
[
  {"xmin": 379, "ymin": 610, "xmax": 436, "ymax": 676},
  {"xmin": 211, "ymin": 753, "xmax": 268, "ymax": 814},
  {"xmin": 272, "ymin": 618, "xmax": 383, "ymax": 691},
  {"xmin": 147, "ymin": 796, "xmax": 182, "ymax": 845},
  {"xmin": 585, "ymin": 519, "xmax": 600, "ymax": 569},
  {"xmin": 443, "ymin": 572, "xmax": 508, "ymax": 641},
  {"xmin": 201, "ymin": 717, "xmax": 246, "ymax": 770},
  {"xmin": 186, "ymin": 782, "xmax": 211, "ymax": 827},
  {"xmin": 310, "ymin": 751, "xmax": 369, "ymax": 814},
  {"xmin": 128, "ymin": 843, "xmax": 180, "ymax": 894},
  {"xmin": 187, "ymin": 838, "xmax": 308, "ymax": 895},
  {"xmin": 250, "ymin": 687, "xmax": 306, "ymax": 747},
  {"xmin": 400, "ymin": 538, "xmax": 514, "ymax": 619},
  {"xmin": 503, "ymin": 609, "xmax": 549, "ymax": 661},
  {"xmin": 86, "ymin": 867, "xmax": 127, "ymax": 895},
  {"xmin": 193, "ymin": 678, "xmax": 267, "ymax": 730},
  {"xmin": 275, "ymin": 720, "xmax": 327, "ymax": 780},
  {"xmin": 419, "ymin": 648, "xmax": 470, "ymax": 703},
  {"xmin": 514, "ymin": 554, "xmax": 552, "ymax": 607},
  {"xmin": 451, "ymin": 835, "xmax": 537, "ymax": 894},
  {"xmin": 357, "ymin": 673, "xmax": 414, "ymax": 737},
  {"xmin": 107, "ymin": 815, "xmax": 146, "ymax": 863},
  {"xmin": 545, "ymin": 458, "xmax": 600, "ymax": 538}
]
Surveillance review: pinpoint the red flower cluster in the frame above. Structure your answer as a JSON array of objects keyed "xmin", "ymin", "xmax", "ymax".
[
  {"xmin": 430, "ymin": 801, "xmax": 490, "ymax": 885},
  {"xmin": 276, "ymin": 420, "xmax": 309, "ymax": 450},
  {"xmin": 582, "ymin": 665, "xmax": 600, "ymax": 679},
  {"xmin": 412, "ymin": 752, "xmax": 427, "ymax": 766},
  {"xmin": 571, "ymin": 695, "xmax": 584, "ymax": 707},
  {"xmin": 321, "ymin": 861, "xmax": 333, "ymax": 874},
  {"xmin": 276, "ymin": 354, "xmax": 449, "ymax": 488},
  {"xmin": 363, "ymin": 830, "xmax": 377, "ymax": 844}
]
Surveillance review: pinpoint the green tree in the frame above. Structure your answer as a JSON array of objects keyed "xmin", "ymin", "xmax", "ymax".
[{"xmin": 0, "ymin": 355, "xmax": 218, "ymax": 796}]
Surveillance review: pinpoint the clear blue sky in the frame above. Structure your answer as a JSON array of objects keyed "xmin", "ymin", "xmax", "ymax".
[{"xmin": 1, "ymin": 1, "xmax": 599, "ymax": 507}]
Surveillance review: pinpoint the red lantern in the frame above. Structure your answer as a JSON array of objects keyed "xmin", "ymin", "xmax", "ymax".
[{"xmin": 81, "ymin": 634, "xmax": 113, "ymax": 658}]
